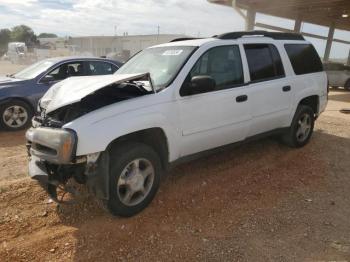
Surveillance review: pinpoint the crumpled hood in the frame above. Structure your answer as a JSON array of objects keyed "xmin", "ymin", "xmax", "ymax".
[{"xmin": 41, "ymin": 73, "xmax": 150, "ymax": 113}]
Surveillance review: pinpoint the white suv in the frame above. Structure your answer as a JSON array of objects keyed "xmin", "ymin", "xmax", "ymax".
[{"xmin": 26, "ymin": 31, "xmax": 328, "ymax": 217}]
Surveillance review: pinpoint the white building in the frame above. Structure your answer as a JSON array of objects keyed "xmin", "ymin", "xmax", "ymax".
[
  {"xmin": 38, "ymin": 37, "xmax": 69, "ymax": 49},
  {"xmin": 68, "ymin": 34, "xmax": 187, "ymax": 61}
]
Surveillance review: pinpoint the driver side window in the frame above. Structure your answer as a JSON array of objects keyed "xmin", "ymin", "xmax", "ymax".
[
  {"xmin": 180, "ymin": 45, "xmax": 244, "ymax": 96},
  {"xmin": 46, "ymin": 61, "xmax": 84, "ymax": 81}
]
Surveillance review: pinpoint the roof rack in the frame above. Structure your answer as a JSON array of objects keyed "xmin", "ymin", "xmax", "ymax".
[
  {"xmin": 214, "ymin": 30, "xmax": 304, "ymax": 41},
  {"xmin": 170, "ymin": 37, "xmax": 202, "ymax": 42}
]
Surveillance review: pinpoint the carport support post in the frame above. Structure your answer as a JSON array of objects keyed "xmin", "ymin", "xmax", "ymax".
[
  {"xmin": 246, "ymin": 8, "xmax": 256, "ymax": 31},
  {"xmin": 294, "ymin": 19, "xmax": 302, "ymax": 33},
  {"xmin": 324, "ymin": 23, "xmax": 335, "ymax": 62}
]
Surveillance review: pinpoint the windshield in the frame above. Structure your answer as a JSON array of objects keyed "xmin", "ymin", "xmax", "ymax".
[
  {"xmin": 13, "ymin": 60, "xmax": 55, "ymax": 79},
  {"xmin": 116, "ymin": 46, "xmax": 196, "ymax": 89}
]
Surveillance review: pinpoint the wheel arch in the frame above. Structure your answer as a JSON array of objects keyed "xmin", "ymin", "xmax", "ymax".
[
  {"xmin": 298, "ymin": 95, "xmax": 319, "ymax": 115},
  {"xmin": 106, "ymin": 127, "xmax": 170, "ymax": 170},
  {"xmin": 0, "ymin": 96, "xmax": 35, "ymax": 112}
]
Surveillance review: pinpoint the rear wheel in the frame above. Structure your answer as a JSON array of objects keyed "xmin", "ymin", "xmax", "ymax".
[
  {"xmin": 107, "ymin": 142, "xmax": 162, "ymax": 217},
  {"xmin": 282, "ymin": 105, "xmax": 315, "ymax": 148},
  {"xmin": 0, "ymin": 99, "xmax": 33, "ymax": 131}
]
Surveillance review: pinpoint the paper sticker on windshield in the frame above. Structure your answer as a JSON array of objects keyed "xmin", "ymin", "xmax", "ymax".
[{"xmin": 162, "ymin": 50, "xmax": 183, "ymax": 56}]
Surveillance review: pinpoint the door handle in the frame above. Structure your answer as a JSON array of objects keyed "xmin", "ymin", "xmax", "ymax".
[
  {"xmin": 236, "ymin": 95, "xmax": 248, "ymax": 103},
  {"xmin": 282, "ymin": 85, "xmax": 291, "ymax": 92}
]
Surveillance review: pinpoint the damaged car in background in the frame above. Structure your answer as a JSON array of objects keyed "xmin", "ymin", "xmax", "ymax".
[{"xmin": 26, "ymin": 31, "xmax": 328, "ymax": 217}]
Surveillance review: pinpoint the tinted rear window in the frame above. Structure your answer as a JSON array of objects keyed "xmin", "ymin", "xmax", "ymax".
[
  {"xmin": 284, "ymin": 44, "xmax": 323, "ymax": 75},
  {"xmin": 244, "ymin": 44, "xmax": 285, "ymax": 82}
]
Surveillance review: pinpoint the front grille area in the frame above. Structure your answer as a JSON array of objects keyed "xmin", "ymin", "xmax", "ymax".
[{"xmin": 32, "ymin": 115, "xmax": 64, "ymax": 128}]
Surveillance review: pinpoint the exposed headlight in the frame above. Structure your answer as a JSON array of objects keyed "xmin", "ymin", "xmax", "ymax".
[{"xmin": 26, "ymin": 127, "xmax": 77, "ymax": 164}]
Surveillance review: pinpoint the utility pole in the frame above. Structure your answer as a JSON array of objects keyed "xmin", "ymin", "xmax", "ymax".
[{"xmin": 157, "ymin": 25, "xmax": 160, "ymax": 43}]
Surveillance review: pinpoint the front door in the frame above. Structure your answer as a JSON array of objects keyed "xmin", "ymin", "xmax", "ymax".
[{"xmin": 178, "ymin": 45, "xmax": 251, "ymax": 157}]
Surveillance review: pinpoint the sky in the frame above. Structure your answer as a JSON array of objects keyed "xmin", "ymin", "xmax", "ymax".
[{"xmin": 0, "ymin": 0, "xmax": 349, "ymax": 60}]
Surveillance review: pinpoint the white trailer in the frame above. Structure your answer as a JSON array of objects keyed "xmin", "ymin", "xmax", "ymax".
[{"xmin": 7, "ymin": 42, "xmax": 27, "ymax": 64}]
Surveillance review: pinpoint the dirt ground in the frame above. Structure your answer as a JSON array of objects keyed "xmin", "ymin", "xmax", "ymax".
[
  {"xmin": 0, "ymin": 62, "xmax": 350, "ymax": 261},
  {"xmin": 0, "ymin": 61, "xmax": 26, "ymax": 75}
]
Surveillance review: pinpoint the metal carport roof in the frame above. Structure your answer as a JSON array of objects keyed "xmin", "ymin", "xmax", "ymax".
[{"xmin": 208, "ymin": 0, "xmax": 350, "ymax": 62}]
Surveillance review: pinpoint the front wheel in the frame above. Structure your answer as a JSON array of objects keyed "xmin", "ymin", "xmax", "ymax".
[
  {"xmin": 0, "ymin": 100, "xmax": 33, "ymax": 131},
  {"xmin": 107, "ymin": 142, "xmax": 162, "ymax": 217},
  {"xmin": 282, "ymin": 105, "xmax": 315, "ymax": 148}
]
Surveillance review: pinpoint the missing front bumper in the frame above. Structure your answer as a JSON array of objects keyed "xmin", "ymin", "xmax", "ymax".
[
  {"xmin": 28, "ymin": 155, "xmax": 60, "ymax": 201},
  {"xmin": 28, "ymin": 155, "xmax": 49, "ymax": 187},
  {"xmin": 28, "ymin": 151, "xmax": 110, "ymax": 203}
]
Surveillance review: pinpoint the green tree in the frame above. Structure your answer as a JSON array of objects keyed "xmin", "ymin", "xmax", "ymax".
[
  {"xmin": 11, "ymin": 25, "xmax": 38, "ymax": 47},
  {"xmin": 38, "ymin": 33, "xmax": 58, "ymax": 38},
  {"xmin": 0, "ymin": 29, "xmax": 11, "ymax": 55}
]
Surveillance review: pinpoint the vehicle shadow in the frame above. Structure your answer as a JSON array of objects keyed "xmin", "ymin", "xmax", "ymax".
[{"xmin": 53, "ymin": 130, "xmax": 350, "ymax": 261}]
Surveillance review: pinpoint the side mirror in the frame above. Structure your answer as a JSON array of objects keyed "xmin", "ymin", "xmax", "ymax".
[
  {"xmin": 41, "ymin": 75, "xmax": 55, "ymax": 84},
  {"xmin": 190, "ymin": 75, "xmax": 216, "ymax": 95}
]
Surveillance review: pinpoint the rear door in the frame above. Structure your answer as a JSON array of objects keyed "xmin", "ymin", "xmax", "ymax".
[
  {"xmin": 178, "ymin": 45, "xmax": 251, "ymax": 156},
  {"xmin": 243, "ymin": 44, "xmax": 292, "ymax": 136}
]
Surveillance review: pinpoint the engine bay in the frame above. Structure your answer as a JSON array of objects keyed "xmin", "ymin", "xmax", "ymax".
[{"xmin": 35, "ymin": 81, "xmax": 152, "ymax": 128}]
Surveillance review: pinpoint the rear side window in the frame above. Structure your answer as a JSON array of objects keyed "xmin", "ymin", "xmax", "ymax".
[
  {"xmin": 88, "ymin": 61, "xmax": 118, "ymax": 75},
  {"xmin": 244, "ymin": 44, "xmax": 285, "ymax": 82},
  {"xmin": 284, "ymin": 44, "xmax": 323, "ymax": 75}
]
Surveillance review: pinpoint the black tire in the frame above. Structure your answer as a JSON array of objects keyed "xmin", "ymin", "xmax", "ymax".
[
  {"xmin": 0, "ymin": 99, "xmax": 33, "ymax": 131},
  {"xmin": 345, "ymin": 79, "xmax": 350, "ymax": 91},
  {"xmin": 107, "ymin": 142, "xmax": 162, "ymax": 217},
  {"xmin": 282, "ymin": 105, "xmax": 315, "ymax": 148}
]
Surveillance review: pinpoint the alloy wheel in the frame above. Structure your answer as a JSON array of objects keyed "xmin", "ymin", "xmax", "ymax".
[
  {"xmin": 2, "ymin": 105, "xmax": 28, "ymax": 128},
  {"xmin": 296, "ymin": 113, "xmax": 312, "ymax": 143},
  {"xmin": 117, "ymin": 158, "xmax": 155, "ymax": 206}
]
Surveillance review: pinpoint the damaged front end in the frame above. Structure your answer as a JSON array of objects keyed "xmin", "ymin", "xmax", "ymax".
[
  {"xmin": 26, "ymin": 73, "xmax": 153, "ymax": 203},
  {"xmin": 26, "ymin": 127, "xmax": 87, "ymax": 203},
  {"xmin": 26, "ymin": 124, "xmax": 110, "ymax": 203}
]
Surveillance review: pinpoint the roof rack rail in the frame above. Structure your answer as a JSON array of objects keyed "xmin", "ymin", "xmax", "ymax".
[
  {"xmin": 214, "ymin": 30, "xmax": 304, "ymax": 41},
  {"xmin": 170, "ymin": 37, "xmax": 202, "ymax": 42}
]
